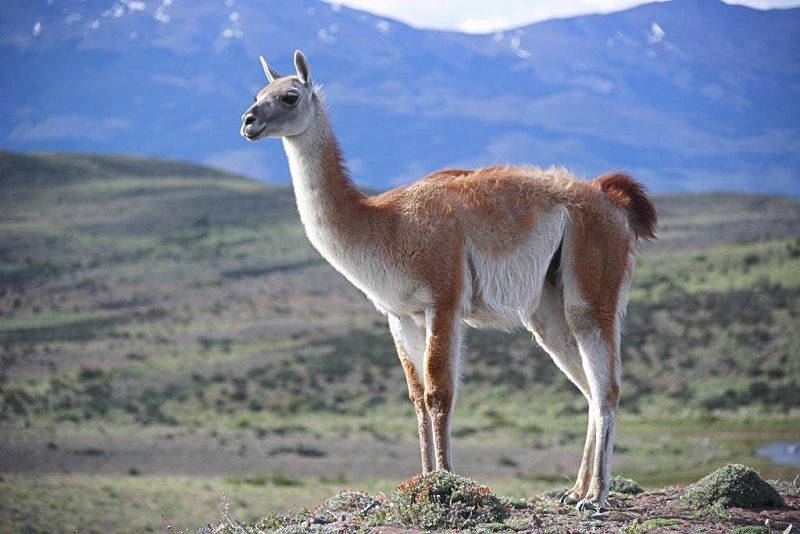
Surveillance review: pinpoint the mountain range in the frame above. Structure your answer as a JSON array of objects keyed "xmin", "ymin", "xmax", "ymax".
[{"xmin": 1, "ymin": 0, "xmax": 798, "ymax": 195}]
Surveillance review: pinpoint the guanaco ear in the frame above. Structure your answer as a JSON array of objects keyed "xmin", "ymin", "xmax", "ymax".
[
  {"xmin": 294, "ymin": 50, "xmax": 312, "ymax": 87},
  {"xmin": 259, "ymin": 56, "xmax": 281, "ymax": 83}
]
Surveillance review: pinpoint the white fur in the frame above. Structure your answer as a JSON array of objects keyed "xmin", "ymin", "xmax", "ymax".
[
  {"xmin": 284, "ymin": 126, "xmax": 432, "ymax": 317},
  {"xmin": 463, "ymin": 207, "xmax": 568, "ymax": 331}
]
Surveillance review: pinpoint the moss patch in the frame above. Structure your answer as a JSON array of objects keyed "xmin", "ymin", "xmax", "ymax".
[
  {"xmin": 682, "ymin": 464, "xmax": 784, "ymax": 509},
  {"xmin": 389, "ymin": 470, "xmax": 509, "ymax": 530}
]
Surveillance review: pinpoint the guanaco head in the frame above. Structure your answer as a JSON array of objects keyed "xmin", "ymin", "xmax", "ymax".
[{"xmin": 240, "ymin": 50, "xmax": 317, "ymax": 141}]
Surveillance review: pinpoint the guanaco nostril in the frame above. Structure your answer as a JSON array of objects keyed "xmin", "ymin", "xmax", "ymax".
[{"xmin": 243, "ymin": 113, "xmax": 257, "ymax": 125}]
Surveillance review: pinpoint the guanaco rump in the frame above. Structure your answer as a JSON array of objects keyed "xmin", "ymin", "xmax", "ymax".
[{"xmin": 240, "ymin": 51, "xmax": 657, "ymax": 510}]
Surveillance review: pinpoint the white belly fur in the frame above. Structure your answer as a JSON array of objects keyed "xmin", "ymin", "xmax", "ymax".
[{"xmin": 462, "ymin": 207, "xmax": 567, "ymax": 331}]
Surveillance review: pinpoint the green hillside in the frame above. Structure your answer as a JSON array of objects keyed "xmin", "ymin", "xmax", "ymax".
[{"xmin": 1, "ymin": 151, "xmax": 799, "ymax": 532}]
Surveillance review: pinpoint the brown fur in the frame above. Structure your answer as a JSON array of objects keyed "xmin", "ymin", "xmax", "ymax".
[
  {"xmin": 395, "ymin": 342, "xmax": 435, "ymax": 472},
  {"xmin": 424, "ymin": 301, "xmax": 463, "ymax": 470},
  {"xmin": 592, "ymin": 172, "xmax": 657, "ymax": 242}
]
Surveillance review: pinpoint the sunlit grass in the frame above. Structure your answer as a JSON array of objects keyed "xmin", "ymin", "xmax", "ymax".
[
  {"xmin": 0, "ymin": 473, "xmax": 393, "ymax": 533},
  {"xmin": 2, "ymin": 413, "xmax": 797, "ymax": 532},
  {"xmin": 632, "ymin": 237, "xmax": 800, "ymax": 302}
]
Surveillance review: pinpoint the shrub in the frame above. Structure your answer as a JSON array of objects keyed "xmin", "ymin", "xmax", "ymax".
[
  {"xmin": 317, "ymin": 489, "xmax": 384, "ymax": 518},
  {"xmin": 389, "ymin": 470, "xmax": 509, "ymax": 529},
  {"xmin": 682, "ymin": 464, "xmax": 784, "ymax": 509}
]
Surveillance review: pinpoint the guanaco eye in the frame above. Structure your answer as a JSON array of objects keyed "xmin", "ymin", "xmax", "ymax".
[{"xmin": 280, "ymin": 93, "xmax": 299, "ymax": 106}]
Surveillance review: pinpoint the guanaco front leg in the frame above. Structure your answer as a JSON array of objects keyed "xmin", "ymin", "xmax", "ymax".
[
  {"xmin": 388, "ymin": 313, "xmax": 434, "ymax": 473},
  {"xmin": 423, "ymin": 305, "xmax": 462, "ymax": 471}
]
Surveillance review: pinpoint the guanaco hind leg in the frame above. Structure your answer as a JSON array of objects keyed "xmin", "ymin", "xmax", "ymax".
[
  {"xmin": 530, "ymin": 285, "xmax": 598, "ymax": 506},
  {"xmin": 531, "ymin": 230, "xmax": 627, "ymax": 511},
  {"xmin": 571, "ymin": 327, "xmax": 620, "ymax": 510},
  {"xmin": 534, "ymin": 304, "xmax": 621, "ymax": 509}
]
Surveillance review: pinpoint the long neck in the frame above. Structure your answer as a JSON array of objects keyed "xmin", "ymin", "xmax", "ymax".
[{"xmin": 282, "ymin": 105, "xmax": 371, "ymax": 264}]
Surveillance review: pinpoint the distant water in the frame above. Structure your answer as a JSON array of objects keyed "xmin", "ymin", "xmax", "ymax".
[{"xmin": 757, "ymin": 442, "xmax": 800, "ymax": 467}]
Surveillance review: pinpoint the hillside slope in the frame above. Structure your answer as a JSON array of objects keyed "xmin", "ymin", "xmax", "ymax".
[
  {"xmin": 0, "ymin": 151, "xmax": 799, "ymax": 531},
  {"xmin": 1, "ymin": 150, "xmax": 798, "ymax": 417}
]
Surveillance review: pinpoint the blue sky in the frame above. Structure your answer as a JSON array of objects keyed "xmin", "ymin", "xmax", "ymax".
[{"xmin": 322, "ymin": 0, "xmax": 800, "ymax": 33}]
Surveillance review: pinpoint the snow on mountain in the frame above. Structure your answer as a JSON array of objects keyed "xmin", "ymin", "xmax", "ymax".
[{"xmin": 0, "ymin": 0, "xmax": 798, "ymax": 195}]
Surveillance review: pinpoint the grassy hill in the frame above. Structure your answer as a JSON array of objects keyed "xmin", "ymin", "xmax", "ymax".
[{"xmin": 1, "ymin": 151, "xmax": 799, "ymax": 532}]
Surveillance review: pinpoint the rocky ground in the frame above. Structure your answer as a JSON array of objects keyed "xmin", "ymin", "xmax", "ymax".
[{"xmin": 204, "ymin": 467, "xmax": 800, "ymax": 533}]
